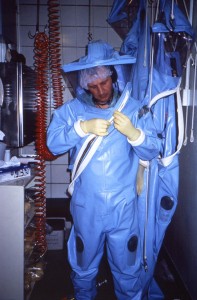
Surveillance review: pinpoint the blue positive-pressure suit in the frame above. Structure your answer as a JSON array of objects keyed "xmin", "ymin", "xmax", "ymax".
[{"xmin": 47, "ymin": 84, "xmax": 160, "ymax": 300}]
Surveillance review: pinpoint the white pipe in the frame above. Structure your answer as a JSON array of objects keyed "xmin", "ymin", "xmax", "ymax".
[
  {"xmin": 190, "ymin": 52, "xmax": 197, "ymax": 142},
  {"xmin": 189, "ymin": 0, "xmax": 193, "ymax": 25},
  {"xmin": 183, "ymin": 54, "xmax": 193, "ymax": 146}
]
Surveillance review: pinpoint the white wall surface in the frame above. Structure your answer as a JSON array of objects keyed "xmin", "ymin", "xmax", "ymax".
[{"xmin": 18, "ymin": 0, "xmax": 122, "ymax": 198}]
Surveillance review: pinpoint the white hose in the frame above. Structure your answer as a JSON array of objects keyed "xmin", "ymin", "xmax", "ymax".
[
  {"xmin": 143, "ymin": 161, "xmax": 150, "ymax": 272},
  {"xmin": 147, "ymin": 79, "xmax": 184, "ymax": 166},
  {"xmin": 183, "ymin": 54, "xmax": 193, "ymax": 146},
  {"xmin": 190, "ymin": 52, "xmax": 197, "ymax": 142}
]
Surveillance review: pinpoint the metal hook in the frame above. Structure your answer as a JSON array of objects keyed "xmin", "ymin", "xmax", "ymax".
[
  {"xmin": 88, "ymin": 0, "xmax": 93, "ymax": 42},
  {"xmin": 44, "ymin": 24, "xmax": 48, "ymax": 33},
  {"xmin": 28, "ymin": 30, "xmax": 38, "ymax": 39},
  {"xmin": 28, "ymin": 25, "xmax": 48, "ymax": 39},
  {"xmin": 28, "ymin": 0, "xmax": 40, "ymax": 39}
]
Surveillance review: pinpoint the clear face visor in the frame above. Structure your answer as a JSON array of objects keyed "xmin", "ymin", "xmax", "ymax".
[{"xmin": 79, "ymin": 66, "xmax": 112, "ymax": 90}]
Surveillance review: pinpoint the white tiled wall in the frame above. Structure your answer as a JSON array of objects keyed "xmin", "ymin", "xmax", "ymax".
[{"xmin": 18, "ymin": 0, "xmax": 121, "ymax": 198}]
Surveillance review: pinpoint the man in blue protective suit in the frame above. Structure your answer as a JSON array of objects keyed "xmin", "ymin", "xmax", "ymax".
[{"xmin": 47, "ymin": 40, "xmax": 161, "ymax": 300}]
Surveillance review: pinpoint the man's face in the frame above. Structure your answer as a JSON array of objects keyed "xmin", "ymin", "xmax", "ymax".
[{"xmin": 87, "ymin": 76, "xmax": 113, "ymax": 104}]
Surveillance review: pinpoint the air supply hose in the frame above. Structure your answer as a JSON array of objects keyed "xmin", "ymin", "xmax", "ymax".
[
  {"xmin": 33, "ymin": 31, "xmax": 53, "ymax": 255},
  {"xmin": 48, "ymin": 0, "xmax": 64, "ymax": 108},
  {"xmin": 33, "ymin": 0, "xmax": 64, "ymax": 254}
]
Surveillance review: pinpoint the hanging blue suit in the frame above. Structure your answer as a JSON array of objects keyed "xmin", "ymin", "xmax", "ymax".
[{"xmin": 108, "ymin": 0, "xmax": 194, "ymax": 298}]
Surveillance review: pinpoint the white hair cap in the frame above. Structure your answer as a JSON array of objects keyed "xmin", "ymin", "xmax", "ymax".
[{"xmin": 79, "ymin": 66, "xmax": 112, "ymax": 90}]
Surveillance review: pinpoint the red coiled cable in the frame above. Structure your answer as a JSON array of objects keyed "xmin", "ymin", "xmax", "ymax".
[
  {"xmin": 33, "ymin": 32, "xmax": 53, "ymax": 255},
  {"xmin": 33, "ymin": 0, "xmax": 64, "ymax": 255},
  {"xmin": 48, "ymin": 0, "xmax": 64, "ymax": 108}
]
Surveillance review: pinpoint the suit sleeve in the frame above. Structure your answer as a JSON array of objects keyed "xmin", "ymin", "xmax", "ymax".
[{"xmin": 47, "ymin": 101, "xmax": 85, "ymax": 155}]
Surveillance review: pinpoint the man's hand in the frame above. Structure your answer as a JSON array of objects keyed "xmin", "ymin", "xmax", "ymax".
[
  {"xmin": 80, "ymin": 119, "xmax": 111, "ymax": 136},
  {"xmin": 113, "ymin": 111, "xmax": 140, "ymax": 141}
]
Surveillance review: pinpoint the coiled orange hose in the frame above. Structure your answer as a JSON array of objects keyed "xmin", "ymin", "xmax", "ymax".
[
  {"xmin": 34, "ymin": 32, "xmax": 56, "ymax": 161},
  {"xmin": 48, "ymin": 0, "xmax": 64, "ymax": 108},
  {"xmin": 33, "ymin": 32, "xmax": 49, "ymax": 255},
  {"xmin": 33, "ymin": 0, "xmax": 64, "ymax": 255}
]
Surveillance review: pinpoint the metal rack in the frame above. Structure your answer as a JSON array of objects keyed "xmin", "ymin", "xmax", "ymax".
[{"xmin": 0, "ymin": 176, "xmax": 35, "ymax": 300}]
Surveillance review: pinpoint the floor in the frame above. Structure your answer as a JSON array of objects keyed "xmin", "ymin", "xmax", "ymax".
[
  {"xmin": 28, "ymin": 239, "xmax": 191, "ymax": 300},
  {"xmin": 28, "ymin": 199, "xmax": 191, "ymax": 300}
]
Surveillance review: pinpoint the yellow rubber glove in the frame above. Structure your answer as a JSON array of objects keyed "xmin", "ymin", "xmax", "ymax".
[
  {"xmin": 80, "ymin": 119, "xmax": 111, "ymax": 136},
  {"xmin": 113, "ymin": 110, "xmax": 141, "ymax": 141}
]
